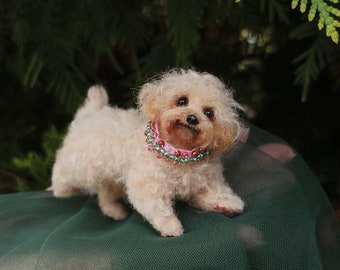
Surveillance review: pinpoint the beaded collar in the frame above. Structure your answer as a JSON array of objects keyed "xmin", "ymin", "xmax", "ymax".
[{"xmin": 144, "ymin": 120, "xmax": 210, "ymax": 164}]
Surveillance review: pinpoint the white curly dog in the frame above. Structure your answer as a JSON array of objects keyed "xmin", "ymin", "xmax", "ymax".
[{"xmin": 52, "ymin": 69, "xmax": 245, "ymax": 237}]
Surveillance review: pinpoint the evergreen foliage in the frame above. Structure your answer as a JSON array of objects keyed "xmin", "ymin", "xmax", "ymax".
[
  {"xmin": 12, "ymin": 126, "xmax": 63, "ymax": 191},
  {"xmin": 0, "ymin": 0, "xmax": 339, "ymax": 192},
  {"xmin": 166, "ymin": 0, "xmax": 205, "ymax": 65},
  {"xmin": 291, "ymin": 0, "xmax": 340, "ymax": 44}
]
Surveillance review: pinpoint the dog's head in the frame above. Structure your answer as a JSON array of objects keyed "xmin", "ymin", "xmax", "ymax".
[{"xmin": 138, "ymin": 69, "xmax": 242, "ymax": 154}]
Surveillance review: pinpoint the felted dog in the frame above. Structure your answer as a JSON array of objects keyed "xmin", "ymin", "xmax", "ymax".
[{"xmin": 52, "ymin": 69, "xmax": 245, "ymax": 237}]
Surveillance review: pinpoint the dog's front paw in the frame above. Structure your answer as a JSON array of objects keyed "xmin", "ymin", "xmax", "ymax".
[
  {"xmin": 213, "ymin": 196, "xmax": 245, "ymax": 217},
  {"xmin": 157, "ymin": 215, "xmax": 184, "ymax": 237}
]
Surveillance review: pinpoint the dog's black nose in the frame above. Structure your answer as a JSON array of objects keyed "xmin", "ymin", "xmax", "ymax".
[{"xmin": 186, "ymin": 115, "xmax": 199, "ymax": 125}]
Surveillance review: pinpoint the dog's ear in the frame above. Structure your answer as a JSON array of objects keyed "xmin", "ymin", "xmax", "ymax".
[
  {"xmin": 137, "ymin": 82, "xmax": 159, "ymax": 119},
  {"xmin": 214, "ymin": 121, "xmax": 240, "ymax": 153}
]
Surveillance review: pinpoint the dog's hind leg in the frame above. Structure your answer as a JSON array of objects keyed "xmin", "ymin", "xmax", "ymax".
[
  {"xmin": 52, "ymin": 176, "xmax": 79, "ymax": 198},
  {"xmin": 98, "ymin": 182, "xmax": 129, "ymax": 220}
]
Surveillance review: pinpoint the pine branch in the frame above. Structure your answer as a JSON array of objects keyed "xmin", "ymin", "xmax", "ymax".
[
  {"xmin": 260, "ymin": 0, "xmax": 290, "ymax": 23},
  {"xmin": 292, "ymin": 34, "xmax": 329, "ymax": 102},
  {"xmin": 165, "ymin": 0, "xmax": 205, "ymax": 66},
  {"xmin": 46, "ymin": 68, "xmax": 85, "ymax": 113},
  {"xmin": 23, "ymin": 53, "xmax": 46, "ymax": 88},
  {"xmin": 235, "ymin": 0, "xmax": 290, "ymax": 23}
]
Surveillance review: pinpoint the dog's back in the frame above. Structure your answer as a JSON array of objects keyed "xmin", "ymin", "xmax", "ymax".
[{"xmin": 51, "ymin": 85, "xmax": 145, "ymax": 197}]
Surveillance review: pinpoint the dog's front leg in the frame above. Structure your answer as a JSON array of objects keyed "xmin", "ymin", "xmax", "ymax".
[
  {"xmin": 126, "ymin": 180, "xmax": 184, "ymax": 237},
  {"xmin": 189, "ymin": 177, "xmax": 245, "ymax": 217}
]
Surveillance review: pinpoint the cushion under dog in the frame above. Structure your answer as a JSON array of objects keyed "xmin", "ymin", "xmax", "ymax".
[{"xmin": 0, "ymin": 124, "xmax": 339, "ymax": 269}]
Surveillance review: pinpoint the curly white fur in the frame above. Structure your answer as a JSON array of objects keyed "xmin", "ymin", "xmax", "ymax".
[{"xmin": 52, "ymin": 69, "xmax": 245, "ymax": 237}]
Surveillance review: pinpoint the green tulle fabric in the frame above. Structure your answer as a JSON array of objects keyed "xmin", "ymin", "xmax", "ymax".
[{"xmin": 1, "ymin": 124, "xmax": 339, "ymax": 269}]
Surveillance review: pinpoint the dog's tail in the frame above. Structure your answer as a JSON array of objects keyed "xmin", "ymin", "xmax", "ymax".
[{"xmin": 74, "ymin": 85, "xmax": 109, "ymax": 119}]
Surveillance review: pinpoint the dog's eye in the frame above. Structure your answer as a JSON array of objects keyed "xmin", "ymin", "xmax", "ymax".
[
  {"xmin": 177, "ymin": 97, "xmax": 189, "ymax": 107},
  {"xmin": 203, "ymin": 108, "xmax": 214, "ymax": 120}
]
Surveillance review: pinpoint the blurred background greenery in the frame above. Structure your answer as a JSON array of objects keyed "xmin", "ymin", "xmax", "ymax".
[{"xmin": 0, "ymin": 0, "xmax": 339, "ymax": 211}]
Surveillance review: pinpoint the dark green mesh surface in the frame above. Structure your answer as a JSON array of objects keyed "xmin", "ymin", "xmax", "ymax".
[{"xmin": 1, "ymin": 124, "xmax": 339, "ymax": 269}]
